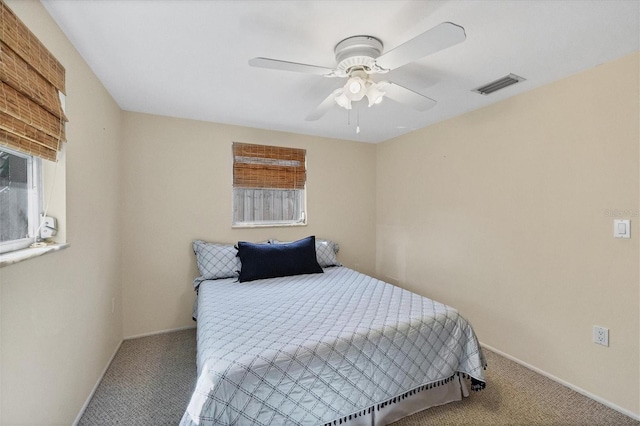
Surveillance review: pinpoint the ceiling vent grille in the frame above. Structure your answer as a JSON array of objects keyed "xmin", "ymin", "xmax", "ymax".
[{"xmin": 472, "ymin": 73, "xmax": 526, "ymax": 95}]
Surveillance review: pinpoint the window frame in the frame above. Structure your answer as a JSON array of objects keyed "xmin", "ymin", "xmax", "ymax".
[
  {"xmin": 231, "ymin": 142, "xmax": 308, "ymax": 228},
  {"xmin": 0, "ymin": 147, "xmax": 43, "ymax": 254}
]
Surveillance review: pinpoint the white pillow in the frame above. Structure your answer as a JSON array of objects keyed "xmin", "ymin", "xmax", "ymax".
[{"xmin": 192, "ymin": 240, "xmax": 240, "ymax": 279}]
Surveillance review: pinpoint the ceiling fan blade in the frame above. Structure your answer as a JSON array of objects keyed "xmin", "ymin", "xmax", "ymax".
[
  {"xmin": 375, "ymin": 22, "xmax": 466, "ymax": 70},
  {"xmin": 383, "ymin": 82, "xmax": 437, "ymax": 111},
  {"xmin": 305, "ymin": 91, "xmax": 339, "ymax": 121},
  {"xmin": 249, "ymin": 57, "xmax": 335, "ymax": 76}
]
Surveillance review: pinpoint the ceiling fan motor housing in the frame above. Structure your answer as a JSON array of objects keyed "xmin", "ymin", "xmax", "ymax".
[{"xmin": 334, "ymin": 35, "xmax": 384, "ymax": 75}]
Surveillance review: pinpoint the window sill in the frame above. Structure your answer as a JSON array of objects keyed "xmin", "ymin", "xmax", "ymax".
[
  {"xmin": 231, "ymin": 221, "xmax": 307, "ymax": 229},
  {"xmin": 232, "ymin": 222, "xmax": 308, "ymax": 229},
  {"xmin": 0, "ymin": 243, "xmax": 69, "ymax": 268}
]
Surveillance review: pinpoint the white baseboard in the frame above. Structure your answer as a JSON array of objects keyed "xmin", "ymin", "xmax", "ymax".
[
  {"xmin": 124, "ymin": 324, "xmax": 196, "ymax": 340},
  {"xmin": 72, "ymin": 339, "xmax": 123, "ymax": 426},
  {"xmin": 480, "ymin": 342, "xmax": 640, "ymax": 421}
]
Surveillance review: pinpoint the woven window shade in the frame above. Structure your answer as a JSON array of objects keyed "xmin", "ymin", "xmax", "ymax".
[
  {"xmin": 0, "ymin": 1, "xmax": 66, "ymax": 162},
  {"xmin": 233, "ymin": 142, "xmax": 306, "ymax": 190}
]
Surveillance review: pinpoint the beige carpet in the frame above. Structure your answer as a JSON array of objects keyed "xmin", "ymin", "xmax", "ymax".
[
  {"xmin": 392, "ymin": 348, "xmax": 638, "ymax": 426},
  {"xmin": 78, "ymin": 329, "xmax": 196, "ymax": 425},
  {"xmin": 79, "ymin": 328, "xmax": 638, "ymax": 425}
]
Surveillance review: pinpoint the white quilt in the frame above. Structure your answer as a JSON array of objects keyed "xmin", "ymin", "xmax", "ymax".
[{"xmin": 181, "ymin": 267, "xmax": 486, "ymax": 425}]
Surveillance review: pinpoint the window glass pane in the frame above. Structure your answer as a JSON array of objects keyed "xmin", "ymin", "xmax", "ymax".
[
  {"xmin": 233, "ymin": 188, "xmax": 304, "ymax": 225},
  {"xmin": 0, "ymin": 150, "xmax": 29, "ymax": 242}
]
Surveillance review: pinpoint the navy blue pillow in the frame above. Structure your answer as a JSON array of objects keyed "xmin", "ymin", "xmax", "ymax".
[{"xmin": 237, "ymin": 236, "xmax": 323, "ymax": 282}]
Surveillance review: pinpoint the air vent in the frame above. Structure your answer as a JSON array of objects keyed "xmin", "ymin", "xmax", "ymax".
[{"xmin": 472, "ymin": 74, "xmax": 526, "ymax": 95}]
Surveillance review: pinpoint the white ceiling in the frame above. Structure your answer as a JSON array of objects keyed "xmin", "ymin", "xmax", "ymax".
[{"xmin": 42, "ymin": 0, "xmax": 639, "ymax": 144}]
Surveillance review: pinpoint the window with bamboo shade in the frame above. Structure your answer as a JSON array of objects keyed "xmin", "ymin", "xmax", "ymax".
[
  {"xmin": 232, "ymin": 142, "xmax": 307, "ymax": 227},
  {"xmin": 0, "ymin": 1, "xmax": 66, "ymax": 255}
]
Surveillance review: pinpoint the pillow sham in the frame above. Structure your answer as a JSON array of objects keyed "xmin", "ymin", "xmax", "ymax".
[
  {"xmin": 192, "ymin": 240, "xmax": 240, "ymax": 280},
  {"xmin": 315, "ymin": 239, "xmax": 341, "ymax": 267},
  {"xmin": 237, "ymin": 236, "xmax": 323, "ymax": 282},
  {"xmin": 270, "ymin": 238, "xmax": 341, "ymax": 268}
]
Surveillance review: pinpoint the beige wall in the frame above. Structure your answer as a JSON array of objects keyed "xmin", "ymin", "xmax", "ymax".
[
  {"xmin": 1, "ymin": 1, "xmax": 637, "ymax": 422},
  {"xmin": 120, "ymin": 113, "xmax": 377, "ymax": 338},
  {"xmin": 0, "ymin": 1, "xmax": 124, "ymax": 424},
  {"xmin": 376, "ymin": 53, "xmax": 640, "ymax": 415}
]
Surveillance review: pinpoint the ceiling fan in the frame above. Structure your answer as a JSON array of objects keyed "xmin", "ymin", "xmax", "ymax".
[{"xmin": 249, "ymin": 22, "xmax": 466, "ymax": 122}]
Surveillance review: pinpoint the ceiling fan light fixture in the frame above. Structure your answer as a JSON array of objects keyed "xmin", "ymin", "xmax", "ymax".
[
  {"xmin": 348, "ymin": 80, "xmax": 362, "ymax": 94},
  {"xmin": 343, "ymin": 75, "xmax": 367, "ymax": 101},
  {"xmin": 336, "ymin": 73, "xmax": 387, "ymax": 110},
  {"xmin": 334, "ymin": 90, "xmax": 352, "ymax": 110},
  {"xmin": 365, "ymin": 84, "xmax": 385, "ymax": 107}
]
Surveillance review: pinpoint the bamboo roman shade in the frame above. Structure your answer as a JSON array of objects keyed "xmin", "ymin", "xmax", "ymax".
[
  {"xmin": 233, "ymin": 142, "xmax": 306, "ymax": 190},
  {"xmin": 0, "ymin": 1, "xmax": 66, "ymax": 161}
]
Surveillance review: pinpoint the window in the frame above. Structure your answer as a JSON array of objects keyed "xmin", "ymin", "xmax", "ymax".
[
  {"xmin": 0, "ymin": 147, "xmax": 42, "ymax": 254},
  {"xmin": 232, "ymin": 142, "xmax": 307, "ymax": 227},
  {"xmin": 0, "ymin": 2, "xmax": 67, "ymax": 257}
]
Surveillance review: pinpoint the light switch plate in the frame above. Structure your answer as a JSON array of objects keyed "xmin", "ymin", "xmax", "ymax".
[{"xmin": 613, "ymin": 219, "xmax": 630, "ymax": 238}]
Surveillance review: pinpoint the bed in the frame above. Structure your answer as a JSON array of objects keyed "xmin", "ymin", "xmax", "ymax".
[{"xmin": 181, "ymin": 237, "xmax": 486, "ymax": 425}]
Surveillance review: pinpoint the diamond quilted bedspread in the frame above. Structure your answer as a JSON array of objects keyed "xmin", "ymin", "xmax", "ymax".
[{"xmin": 181, "ymin": 267, "xmax": 486, "ymax": 425}]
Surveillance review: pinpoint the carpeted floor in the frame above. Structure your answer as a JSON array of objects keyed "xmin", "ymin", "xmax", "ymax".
[
  {"xmin": 79, "ymin": 328, "xmax": 639, "ymax": 425},
  {"xmin": 78, "ymin": 329, "xmax": 196, "ymax": 425}
]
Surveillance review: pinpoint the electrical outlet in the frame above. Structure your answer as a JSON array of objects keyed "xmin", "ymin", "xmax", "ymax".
[{"xmin": 593, "ymin": 326, "xmax": 609, "ymax": 347}]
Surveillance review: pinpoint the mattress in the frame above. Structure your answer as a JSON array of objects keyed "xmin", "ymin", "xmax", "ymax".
[{"xmin": 181, "ymin": 267, "xmax": 486, "ymax": 425}]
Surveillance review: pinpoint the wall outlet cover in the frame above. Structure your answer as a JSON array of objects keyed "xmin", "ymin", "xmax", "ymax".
[{"xmin": 593, "ymin": 326, "xmax": 609, "ymax": 347}]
